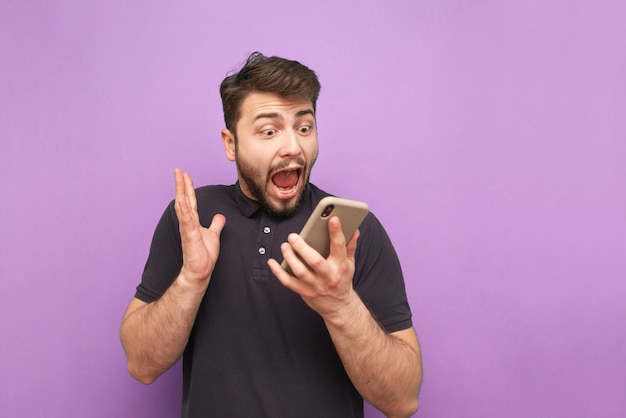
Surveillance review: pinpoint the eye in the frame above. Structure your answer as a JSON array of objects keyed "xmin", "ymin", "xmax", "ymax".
[
  {"xmin": 299, "ymin": 125, "xmax": 311, "ymax": 134},
  {"xmin": 262, "ymin": 129, "xmax": 277, "ymax": 137}
]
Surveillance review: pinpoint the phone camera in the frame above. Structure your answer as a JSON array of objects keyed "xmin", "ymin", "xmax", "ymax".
[{"xmin": 321, "ymin": 205, "xmax": 335, "ymax": 218}]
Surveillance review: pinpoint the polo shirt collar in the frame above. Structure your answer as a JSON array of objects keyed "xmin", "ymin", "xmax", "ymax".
[
  {"xmin": 234, "ymin": 181, "xmax": 313, "ymax": 219},
  {"xmin": 235, "ymin": 182, "xmax": 262, "ymax": 218}
]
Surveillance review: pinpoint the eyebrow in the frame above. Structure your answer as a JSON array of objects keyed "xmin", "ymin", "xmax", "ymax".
[
  {"xmin": 296, "ymin": 109, "xmax": 315, "ymax": 118},
  {"xmin": 253, "ymin": 109, "xmax": 315, "ymax": 122},
  {"xmin": 254, "ymin": 112, "xmax": 282, "ymax": 122}
]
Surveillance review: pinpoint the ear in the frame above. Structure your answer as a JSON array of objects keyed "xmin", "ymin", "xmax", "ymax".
[{"xmin": 222, "ymin": 128, "xmax": 236, "ymax": 161}]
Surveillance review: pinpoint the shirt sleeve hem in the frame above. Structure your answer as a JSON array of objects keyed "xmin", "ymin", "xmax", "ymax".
[{"xmin": 381, "ymin": 318, "xmax": 413, "ymax": 333}]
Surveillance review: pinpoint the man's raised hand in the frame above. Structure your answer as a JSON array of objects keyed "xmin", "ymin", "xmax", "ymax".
[{"xmin": 173, "ymin": 168, "xmax": 225, "ymax": 288}]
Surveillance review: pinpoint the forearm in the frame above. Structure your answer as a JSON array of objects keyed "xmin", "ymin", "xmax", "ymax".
[
  {"xmin": 324, "ymin": 291, "xmax": 422, "ymax": 418},
  {"xmin": 120, "ymin": 273, "xmax": 206, "ymax": 384}
]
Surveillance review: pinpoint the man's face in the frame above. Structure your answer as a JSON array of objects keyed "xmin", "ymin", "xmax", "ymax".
[{"xmin": 222, "ymin": 92, "xmax": 319, "ymax": 217}]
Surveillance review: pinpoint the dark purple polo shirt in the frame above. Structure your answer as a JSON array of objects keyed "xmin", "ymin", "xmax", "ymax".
[{"xmin": 135, "ymin": 183, "xmax": 412, "ymax": 417}]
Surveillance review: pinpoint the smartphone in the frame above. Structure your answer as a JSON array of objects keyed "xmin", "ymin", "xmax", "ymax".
[{"xmin": 281, "ymin": 196, "xmax": 369, "ymax": 274}]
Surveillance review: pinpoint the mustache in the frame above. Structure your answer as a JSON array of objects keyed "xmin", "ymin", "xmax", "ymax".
[{"xmin": 270, "ymin": 158, "xmax": 307, "ymax": 174}]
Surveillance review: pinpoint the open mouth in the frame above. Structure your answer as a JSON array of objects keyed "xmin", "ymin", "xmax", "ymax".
[{"xmin": 271, "ymin": 167, "xmax": 302, "ymax": 197}]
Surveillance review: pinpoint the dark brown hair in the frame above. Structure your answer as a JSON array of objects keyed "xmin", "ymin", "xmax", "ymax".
[{"xmin": 219, "ymin": 52, "xmax": 321, "ymax": 134}]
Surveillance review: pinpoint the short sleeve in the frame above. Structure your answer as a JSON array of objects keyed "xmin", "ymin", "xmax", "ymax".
[
  {"xmin": 353, "ymin": 213, "xmax": 413, "ymax": 333},
  {"xmin": 135, "ymin": 201, "xmax": 183, "ymax": 302}
]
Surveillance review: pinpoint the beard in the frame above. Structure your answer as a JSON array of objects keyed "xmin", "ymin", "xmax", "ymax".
[{"xmin": 235, "ymin": 149, "xmax": 316, "ymax": 218}]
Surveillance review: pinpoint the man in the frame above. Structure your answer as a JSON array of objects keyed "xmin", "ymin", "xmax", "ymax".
[{"xmin": 121, "ymin": 52, "xmax": 422, "ymax": 418}]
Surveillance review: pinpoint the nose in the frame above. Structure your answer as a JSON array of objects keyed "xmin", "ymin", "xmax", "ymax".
[{"xmin": 279, "ymin": 129, "xmax": 303, "ymax": 157}]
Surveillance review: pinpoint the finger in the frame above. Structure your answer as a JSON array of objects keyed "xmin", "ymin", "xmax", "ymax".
[
  {"xmin": 346, "ymin": 229, "xmax": 360, "ymax": 259},
  {"xmin": 174, "ymin": 168, "xmax": 191, "ymax": 221},
  {"xmin": 267, "ymin": 258, "xmax": 310, "ymax": 295},
  {"xmin": 182, "ymin": 171, "xmax": 198, "ymax": 212},
  {"xmin": 286, "ymin": 233, "xmax": 326, "ymax": 274},
  {"xmin": 279, "ymin": 240, "xmax": 313, "ymax": 278},
  {"xmin": 174, "ymin": 169, "xmax": 204, "ymax": 247},
  {"xmin": 327, "ymin": 216, "xmax": 348, "ymax": 260}
]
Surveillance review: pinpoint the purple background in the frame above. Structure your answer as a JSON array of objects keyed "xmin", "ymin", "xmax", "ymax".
[{"xmin": 1, "ymin": 1, "xmax": 625, "ymax": 417}]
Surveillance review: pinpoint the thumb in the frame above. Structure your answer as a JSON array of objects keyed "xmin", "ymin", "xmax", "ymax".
[{"xmin": 207, "ymin": 214, "xmax": 226, "ymax": 235}]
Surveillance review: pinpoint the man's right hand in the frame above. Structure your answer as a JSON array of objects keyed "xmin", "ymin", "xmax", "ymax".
[
  {"xmin": 174, "ymin": 168, "xmax": 226, "ymax": 288},
  {"xmin": 121, "ymin": 169, "xmax": 226, "ymax": 384}
]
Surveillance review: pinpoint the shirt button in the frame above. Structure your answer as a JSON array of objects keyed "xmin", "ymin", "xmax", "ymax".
[
  {"xmin": 258, "ymin": 247, "xmax": 266, "ymax": 255},
  {"xmin": 263, "ymin": 226, "xmax": 271, "ymax": 234}
]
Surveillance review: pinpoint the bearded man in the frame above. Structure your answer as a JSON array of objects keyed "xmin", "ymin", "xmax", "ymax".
[{"xmin": 121, "ymin": 52, "xmax": 422, "ymax": 418}]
